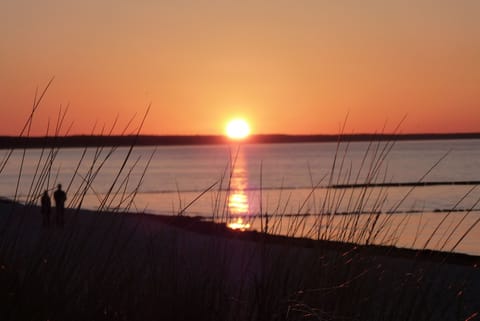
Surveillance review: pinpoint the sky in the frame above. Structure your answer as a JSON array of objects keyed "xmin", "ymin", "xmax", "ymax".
[{"xmin": 1, "ymin": 0, "xmax": 479, "ymax": 136}]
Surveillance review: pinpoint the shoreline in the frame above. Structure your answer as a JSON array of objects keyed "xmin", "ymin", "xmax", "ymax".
[{"xmin": 2, "ymin": 196, "xmax": 478, "ymax": 266}]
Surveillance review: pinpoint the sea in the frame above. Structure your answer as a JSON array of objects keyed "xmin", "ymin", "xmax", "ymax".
[{"xmin": 1, "ymin": 139, "xmax": 479, "ymax": 255}]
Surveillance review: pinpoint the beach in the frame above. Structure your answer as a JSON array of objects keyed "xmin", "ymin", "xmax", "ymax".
[
  {"xmin": 3, "ymin": 0, "xmax": 480, "ymax": 319},
  {"xmin": 1, "ymin": 198, "xmax": 479, "ymax": 321}
]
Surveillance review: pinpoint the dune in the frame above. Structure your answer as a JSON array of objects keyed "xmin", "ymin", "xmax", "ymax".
[{"xmin": 0, "ymin": 197, "xmax": 479, "ymax": 321}]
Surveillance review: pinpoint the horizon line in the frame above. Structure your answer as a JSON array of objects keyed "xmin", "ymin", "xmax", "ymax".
[
  {"xmin": 1, "ymin": 132, "xmax": 480, "ymax": 149},
  {"xmin": 1, "ymin": 131, "xmax": 480, "ymax": 138}
]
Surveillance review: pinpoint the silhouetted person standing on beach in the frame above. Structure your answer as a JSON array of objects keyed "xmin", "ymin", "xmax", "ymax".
[
  {"xmin": 54, "ymin": 184, "xmax": 67, "ymax": 227},
  {"xmin": 40, "ymin": 190, "xmax": 51, "ymax": 227}
]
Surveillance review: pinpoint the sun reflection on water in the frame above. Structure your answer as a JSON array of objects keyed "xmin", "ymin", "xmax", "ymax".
[
  {"xmin": 228, "ymin": 191, "xmax": 249, "ymax": 215},
  {"xmin": 226, "ymin": 148, "xmax": 251, "ymax": 231},
  {"xmin": 227, "ymin": 217, "xmax": 251, "ymax": 231}
]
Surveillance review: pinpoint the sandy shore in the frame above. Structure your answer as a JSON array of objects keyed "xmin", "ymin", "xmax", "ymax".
[{"xmin": 1, "ymin": 197, "xmax": 479, "ymax": 320}]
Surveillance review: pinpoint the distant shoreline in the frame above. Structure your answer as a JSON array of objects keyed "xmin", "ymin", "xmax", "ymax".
[{"xmin": 1, "ymin": 132, "xmax": 479, "ymax": 149}]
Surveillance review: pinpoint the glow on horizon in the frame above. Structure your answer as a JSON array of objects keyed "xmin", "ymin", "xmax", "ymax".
[{"xmin": 1, "ymin": 1, "xmax": 479, "ymax": 136}]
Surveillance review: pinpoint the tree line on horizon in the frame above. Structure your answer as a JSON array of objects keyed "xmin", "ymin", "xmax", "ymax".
[{"xmin": 0, "ymin": 132, "xmax": 479, "ymax": 149}]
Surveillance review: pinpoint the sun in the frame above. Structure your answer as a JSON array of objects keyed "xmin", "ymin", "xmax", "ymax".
[{"xmin": 226, "ymin": 119, "xmax": 251, "ymax": 140}]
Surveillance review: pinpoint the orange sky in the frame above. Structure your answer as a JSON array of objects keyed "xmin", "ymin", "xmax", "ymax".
[{"xmin": 1, "ymin": 1, "xmax": 479, "ymax": 136}]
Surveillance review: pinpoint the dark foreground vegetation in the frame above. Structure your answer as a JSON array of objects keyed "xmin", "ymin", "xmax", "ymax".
[{"xmin": 0, "ymin": 199, "xmax": 479, "ymax": 321}]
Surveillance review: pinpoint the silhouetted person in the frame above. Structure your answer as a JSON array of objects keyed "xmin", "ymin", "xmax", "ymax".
[
  {"xmin": 40, "ymin": 190, "xmax": 51, "ymax": 227},
  {"xmin": 54, "ymin": 184, "xmax": 67, "ymax": 227}
]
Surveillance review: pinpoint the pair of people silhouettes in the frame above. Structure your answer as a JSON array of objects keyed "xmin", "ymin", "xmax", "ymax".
[{"xmin": 41, "ymin": 184, "xmax": 67, "ymax": 227}]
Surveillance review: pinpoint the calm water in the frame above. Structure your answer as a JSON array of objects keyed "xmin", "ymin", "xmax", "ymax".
[{"xmin": 1, "ymin": 139, "xmax": 479, "ymax": 254}]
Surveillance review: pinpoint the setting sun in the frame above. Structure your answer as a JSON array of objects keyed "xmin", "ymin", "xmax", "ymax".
[{"xmin": 225, "ymin": 119, "xmax": 250, "ymax": 140}]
